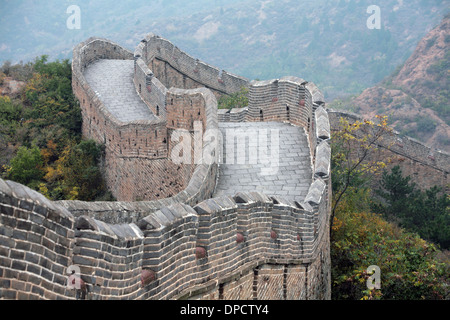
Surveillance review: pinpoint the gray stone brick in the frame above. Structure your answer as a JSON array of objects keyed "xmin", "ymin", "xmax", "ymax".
[
  {"xmin": 84, "ymin": 59, "xmax": 157, "ymax": 122},
  {"xmin": 0, "ymin": 204, "xmax": 14, "ymax": 216}
]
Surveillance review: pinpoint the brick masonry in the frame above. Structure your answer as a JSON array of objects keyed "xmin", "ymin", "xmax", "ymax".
[
  {"xmin": 0, "ymin": 176, "xmax": 331, "ymax": 300},
  {"xmin": 72, "ymin": 37, "xmax": 220, "ymax": 202},
  {"xmin": 0, "ymin": 34, "xmax": 333, "ymax": 300},
  {"xmin": 328, "ymin": 110, "xmax": 449, "ymax": 192},
  {"xmin": 137, "ymin": 33, "xmax": 250, "ymax": 100}
]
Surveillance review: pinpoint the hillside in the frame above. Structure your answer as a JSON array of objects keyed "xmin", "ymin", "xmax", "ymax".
[
  {"xmin": 0, "ymin": 0, "xmax": 448, "ymax": 100},
  {"xmin": 331, "ymin": 15, "xmax": 450, "ymax": 152}
]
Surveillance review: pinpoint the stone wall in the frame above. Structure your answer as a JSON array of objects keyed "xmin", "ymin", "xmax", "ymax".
[
  {"xmin": 218, "ymin": 78, "xmax": 329, "ymax": 174},
  {"xmin": 0, "ymin": 179, "xmax": 76, "ymax": 300},
  {"xmin": 328, "ymin": 110, "xmax": 449, "ymax": 191},
  {"xmin": 0, "ymin": 34, "xmax": 333, "ymax": 300},
  {"xmin": 0, "ymin": 175, "xmax": 331, "ymax": 300},
  {"xmin": 138, "ymin": 33, "xmax": 250, "ymax": 99},
  {"xmin": 246, "ymin": 77, "xmax": 316, "ymax": 156},
  {"xmin": 0, "ymin": 75, "xmax": 332, "ymax": 299},
  {"xmin": 72, "ymin": 37, "xmax": 220, "ymax": 202},
  {"xmin": 133, "ymin": 47, "xmax": 167, "ymax": 119}
]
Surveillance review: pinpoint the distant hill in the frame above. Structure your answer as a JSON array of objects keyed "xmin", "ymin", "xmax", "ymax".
[
  {"xmin": 331, "ymin": 15, "xmax": 450, "ymax": 152},
  {"xmin": 0, "ymin": 0, "xmax": 448, "ymax": 100}
]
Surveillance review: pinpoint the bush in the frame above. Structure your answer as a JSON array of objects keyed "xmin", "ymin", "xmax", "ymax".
[
  {"xmin": 0, "ymin": 57, "xmax": 108, "ymax": 201},
  {"xmin": 332, "ymin": 189, "xmax": 448, "ymax": 300},
  {"xmin": 331, "ymin": 128, "xmax": 449, "ymax": 300},
  {"xmin": 217, "ymin": 86, "xmax": 249, "ymax": 110},
  {"xmin": 6, "ymin": 145, "xmax": 44, "ymax": 187},
  {"xmin": 373, "ymin": 166, "xmax": 450, "ymax": 249}
]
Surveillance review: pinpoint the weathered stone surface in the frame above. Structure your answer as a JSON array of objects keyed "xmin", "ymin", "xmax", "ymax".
[
  {"xmin": 304, "ymin": 179, "xmax": 327, "ymax": 206},
  {"xmin": 0, "ymin": 33, "xmax": 338, "ymax": 301},
  {"xmin": 213, "ymin": 122, "xmax": 312, "ymax": 202},
  {"xmin": 84, "ymin": 59, "xmax": 157, "ymax": 122},
  {"xmin": 315, "ymin": 106, "xmax": 331, "ymax": 140},
  {"xmin": 314, "ymin": 140, "xmax": 331, "ymax": 178}
]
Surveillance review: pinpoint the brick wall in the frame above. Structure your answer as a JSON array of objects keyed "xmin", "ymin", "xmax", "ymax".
[
  {"xmin": 0, "ymin": 179, "xmax": 76, "ymax": 300},
  {"xmin": 138, "ymin": 33, "xmax": 249, "ymax": 99},
  {"xmin": 328, "ymin": 110, "xmax": 450, "ymax": 191},
  {"xmin": 133, "ymin": 49, "xmax": 167, "ymax": 119},
  {"xmin": 0, "ymin": 35, "xmax": 333, "ymax": 301},
  {"xmin": 0, "ymin": 103, "xmax": 332, "ymax": 300},
  {"xmin": 0, "ymin": 164, "xmax": 331, "ymax": 300},
  {"xmin": 72, "ymin": 37, "xmax": 220, "ymax": 202}
]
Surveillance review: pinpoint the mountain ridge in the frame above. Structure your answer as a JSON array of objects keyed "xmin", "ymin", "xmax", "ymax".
[
  {"xmin": 331, "ymin": 14, "xmax": 450, "ymax": 152},
  {"xmin": 1, "ymin": 0, "xmax": 448, "ymax": 100}
]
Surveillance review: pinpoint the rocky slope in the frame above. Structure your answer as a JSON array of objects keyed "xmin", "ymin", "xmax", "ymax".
[{"xmin": 335, "ymin": 15, "xmax": 450, "ymax": 152}]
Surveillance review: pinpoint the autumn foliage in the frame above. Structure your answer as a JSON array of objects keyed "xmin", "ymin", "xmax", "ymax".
[
  {"xmin": 331, "ymin": 189, "xmax": 448, "ymax": 300},
  {"xmin": 0, "ymin": 56, "xmax": 112, "ymax": 201},
  {"xmin": 330, "ymin": 116, "xmax": 449, "ymax": 300}
]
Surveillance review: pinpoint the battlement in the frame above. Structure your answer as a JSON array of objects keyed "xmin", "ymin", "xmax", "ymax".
[
  {"xmin": 72, "ymin": 37, "xmax": 220, "ymax": 202},
  {"xmin": 136, "ymin": 33, "xmax": 249, "ymax": 99},
  {"xmin": 0, "ymin": 34, "xmax": 333, "ymax": 300},
  {"xmin": 0, "ymin": 170, "xmax": 329, "ymax": 300},
  {"xmin": 327, "ymin": 110, "xmax": 449, "ymax": 191}
]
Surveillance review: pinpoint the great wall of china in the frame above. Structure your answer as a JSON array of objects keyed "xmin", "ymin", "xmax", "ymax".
[{"xmin": 0, "ymin": 34, "xmax": 448, "ymax": 300}]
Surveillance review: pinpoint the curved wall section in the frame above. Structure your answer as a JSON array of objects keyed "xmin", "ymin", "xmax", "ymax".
[
  {"xmin": 0, "ymin": 179, "xmax": 76, "ymax": 300},
  {"xmin": 72, "ymin": 37, "xmax": 220, "ymax": 202},
  {"xmin": 0, "ymin": 177, "xmax": 331, "ymax": 300},
  {"xmin": 136, "ymin": 33, "xmax": 250, "ymax": 99},
  {"xmin": 0, "ymin": 34, "xmax": 332, "ymax": 300},
  {"xmin": 328, "ymin": 110, "xmax": 449, "ymax": 191}
]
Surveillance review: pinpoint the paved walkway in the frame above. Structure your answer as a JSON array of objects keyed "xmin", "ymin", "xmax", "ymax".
[
  {"xmin": 83, "ymin": 59, "xmax": 157, "ymax": 122},
  {"xmin": 214, "ymin": 122, "xmax": 312, "ymax": 202},
  {"xmin": 83, "ymin": 60, "xmax": 312, "ymax": 201}
]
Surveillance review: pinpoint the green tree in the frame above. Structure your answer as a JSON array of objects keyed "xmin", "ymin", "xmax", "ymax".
[
  {"xmin": 23, "ymin": 55, "xmax": 81, "ymax": 143},
  {"xmin": 0, "ymin": 57, "xmax": 109, "ymax": 201},
  {"xmin": 331, "ymin": 194, "xmax": 448, "ymax": 300},
  {"xmin": 330, "ymin": 115, "xmax": 393, "ymax": 233},
  {"xmin": 6, "ymin": 145, "xmax": 44, "ymax": 187},
  {"xmin": 217, "ymin": 86, "xmax": 249, "ymax": 110},
  {"xmin": 51, "ymin": 139, "xmax": 107, "ymax": 201},
  {"xmin": 0, "ymin": 95, "xmax": 24, "ymax": 137},
  {"xmin": 373, "ymin": 166, "xmax": 450, "ymax": 249},
  {"xmin": 373, "ymin": 166, "xmax": 416, "ymax": 219}
]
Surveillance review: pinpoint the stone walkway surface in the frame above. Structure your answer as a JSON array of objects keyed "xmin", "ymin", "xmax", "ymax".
[
  {"xmin": 83, "ymin": 59, "xmax": 157, "ymax": 122},
  {"xmin": 83, "ymin": 60, "xmax": 312, "ymax": 202},
  {"xmin": 214, "ymin": 122, "xmax": 312, "ymax": 202}
]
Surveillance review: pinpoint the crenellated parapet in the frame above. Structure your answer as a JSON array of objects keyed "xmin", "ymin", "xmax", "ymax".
[
  {"xmin": 135, "ymin": 33, "xmax": 250, "ymax": 99},
  {"xmin": 328, "ymin": 109, "xmax": 449, "ymax": 191},
  {"xmin": 72, "ymin": 37, "xmax": 221, "ymax": 202},
  {"xmin": 0, "ymin": 173, "xmax": 330, "ymax": 300},
  {"xmin": 0, "ymin": 34, "xmax": 332, "ymax": 300}
]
